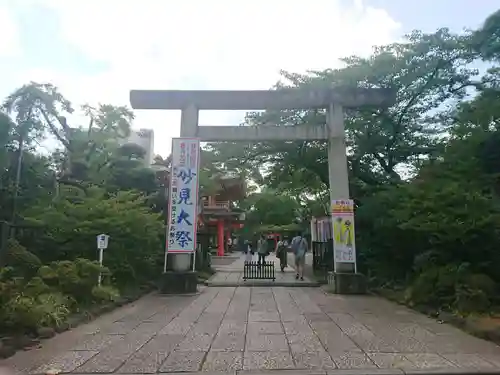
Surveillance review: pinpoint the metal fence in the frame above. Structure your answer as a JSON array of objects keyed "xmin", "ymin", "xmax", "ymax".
[
  {"xmin": 310, "ymin": 216, "xmax": 334, "ymax": 273},
  {"xmin": 243, "ymin": 261, "xmax": 276, "ymax": 281},
  {"xmin": 312, "ymin": 240, "xmax": 334, "ymax": 272}
]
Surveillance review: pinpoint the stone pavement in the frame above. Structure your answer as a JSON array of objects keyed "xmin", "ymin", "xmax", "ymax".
[
  {"xmin": 207, "ymin": 253, "xmax": 318, "ymax": 286},
  {"xmin": 211, "ymin": 253, "xmax": 275, "ymax": 272},
  {"xmin": 3, "ymin": 287, "xmax": 500, "ymax": 374}
]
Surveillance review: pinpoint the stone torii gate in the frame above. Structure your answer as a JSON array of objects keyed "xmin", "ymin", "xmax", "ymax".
[{"xmin": 130, "ymin": 88, "xmax": 394, "ymax": 293}]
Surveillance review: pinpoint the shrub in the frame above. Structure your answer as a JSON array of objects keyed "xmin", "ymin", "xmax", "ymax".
[
  {"xmin": 455, "ymin": 273, "xmax": 496, "ymax": 314},
  {"xmin": 405, "ymin": 264, "xmax": 497, "ymax": 314},
  {"xmin": 23, "ymin": 276, "xmax": 51, "ymax": 296},
  {"xmin": 23, "ymin": 191, "xmax": 164, "ymax": 288},
  {"xmin": 1, "ymin": 292, "xmax": 70, "ymax": 331},
  {"xmin": 0, "ymin": 268, "xmax": 24, "ymax": 306},
  {"xmin": 92, "ymin": 285, "xmax": 120, "ymax": 302},
  {"xmin": 38, "ymin": 258, "xmax": 109, "ymax": 304},
  {"xmin": 5, "ymin": 239, "xmax": 41, "ymax": 277}
]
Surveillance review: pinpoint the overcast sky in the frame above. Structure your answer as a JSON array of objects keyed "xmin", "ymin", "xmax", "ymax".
[{"xmin": 0, "ymin": 0, "xmax": 498, "ymax": 156}]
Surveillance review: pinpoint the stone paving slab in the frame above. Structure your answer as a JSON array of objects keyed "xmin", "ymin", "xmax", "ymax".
[{"xmin": 3, "ymin": 286, "xmax": 500, "ymax": 374}]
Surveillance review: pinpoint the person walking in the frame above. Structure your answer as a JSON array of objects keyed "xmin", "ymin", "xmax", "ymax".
[
  {"xmin": 257, "ymin": 234, "xmax": 268, "ymax": 265},
  {"xmin": 276, "ymin": 239, "xmax": 287, "ymax": 272},
  {"xmin": 244, "ymin": 240, "xmax": 253, "ymax": 263},
  {"xmin": 291, "ymin": 232, "xmax": 308, "ymax": 280}
]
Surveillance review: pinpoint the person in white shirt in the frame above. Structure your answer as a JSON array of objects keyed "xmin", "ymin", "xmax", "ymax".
[{"xmin": 244, "ymin": 241, "xmax": 253, "ymax": 262}]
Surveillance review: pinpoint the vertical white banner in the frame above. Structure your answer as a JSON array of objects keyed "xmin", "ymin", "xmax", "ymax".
[
  {"xmin": 166, "ymin": 138, "xmax": 201, "ymax": 253},
  {"xmin": 310, "ymin": 218, "xmax": 317, "ymax": 242},
  {"xmin": 332, "ymin": 199, "xmax": 356, "ymax": 265}
]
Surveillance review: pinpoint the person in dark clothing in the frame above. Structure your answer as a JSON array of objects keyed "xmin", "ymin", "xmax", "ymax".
[
  {"xmin": 257, "ymin": 234, "xmax": 268, "ymax": 265},
  {"xmin": 276, "ymin": 239, "xmax": 288, "ymax": 271}
]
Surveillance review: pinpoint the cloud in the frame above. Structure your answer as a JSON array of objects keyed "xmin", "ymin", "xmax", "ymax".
[
  {"xmin": 19, "ymin": 0, "xmax": 401, "ymax": 156},
  {"xmin": 0, "ymin": 5, "xmax": 20, "ymax": 57}
]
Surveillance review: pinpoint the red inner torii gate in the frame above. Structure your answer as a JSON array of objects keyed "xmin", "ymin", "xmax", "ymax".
[{"xmin": 198, "ymin": 175, "xmax": 246, "ymax": 256}]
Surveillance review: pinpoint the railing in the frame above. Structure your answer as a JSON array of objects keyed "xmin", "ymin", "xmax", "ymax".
[
  {"xmin": 243, "ymin": 261, "xmax": 276, "ymax": 281},
  {"xmin": 202, "ymin": 200, "xmax": 230, "ymax": 209}
]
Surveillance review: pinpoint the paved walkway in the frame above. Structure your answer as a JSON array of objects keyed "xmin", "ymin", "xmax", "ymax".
[
  {"xmin": 208, "ymin": 253, "xmax": 317, "ymax": 286},
  {"xmin": 3, "ymin": 287, "xmax": 500, "ymax": 374},
  {"xmin": 212, "ymin": 252, "xmax": 279, "ymax": 272}
]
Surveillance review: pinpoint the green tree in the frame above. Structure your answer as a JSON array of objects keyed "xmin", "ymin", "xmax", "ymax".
[
  {"xmin": 55, "ymin": 103, "xmax": 135, "ymax": 190},
  {"xmin": 2, "ymin": 82, "xmax": 71, "ymax": 224},
  {"xmin": 239, "ymin": 189, "xmax": 301, "ymax": 232},
  {"xmin": 209, "ymin": 28, "xmax": 477, "ymax": 198},
  {"xmin": 474, "ymin": 8, "xmax": 500, "ymax": 61}
]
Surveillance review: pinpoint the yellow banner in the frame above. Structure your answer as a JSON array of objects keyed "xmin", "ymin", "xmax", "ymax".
[{"xmin": 332, "ymin": 199, "xmax": 356, "ymax": 264}]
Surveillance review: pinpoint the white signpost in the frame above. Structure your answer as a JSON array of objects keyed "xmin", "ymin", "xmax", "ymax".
[
  {"xmin": 331, "ymin": 199, "xmax": 357, "ymax": 273},
  {"xmin": 96, "ymin": 233, "xmax": 109, "ymax": 286},
  {"xmin": 165, "ymin": 137, "xmax": 201, "ymax": 272}
]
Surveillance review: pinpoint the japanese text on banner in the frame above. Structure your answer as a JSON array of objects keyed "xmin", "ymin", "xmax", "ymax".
[
  {"xmin": 167, "ymin": 138, "xmax": 200, "ymax": 253},
  {"xmin": 331, "ymin": 199, "xmax": 356, "ymax": 264}
]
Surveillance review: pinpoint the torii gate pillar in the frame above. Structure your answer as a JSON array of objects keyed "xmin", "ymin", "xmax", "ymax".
[{"xmin": 130, "ymin": 88, "xmax": 395, "ymax": 293}]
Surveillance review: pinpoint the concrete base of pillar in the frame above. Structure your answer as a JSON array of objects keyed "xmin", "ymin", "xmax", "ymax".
[
  {"xmin": 335, "ymin": 262, "xmax": 356, "ymax": 273},
  {"xmin": 171, "ymin": 253, "xmax": 191, "ymax": 271},
  {"xmin": 328, "ymin": 272, "xmax": 367, "ymax": 295},
  {"xmin": 158, "ymin": 271, "xmax": 198, "ymax": 295}
]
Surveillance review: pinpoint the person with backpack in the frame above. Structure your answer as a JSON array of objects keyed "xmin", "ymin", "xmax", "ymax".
[{"xmin": 290, "ymin": 232, "xmax": 308, "ymax": 280}]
